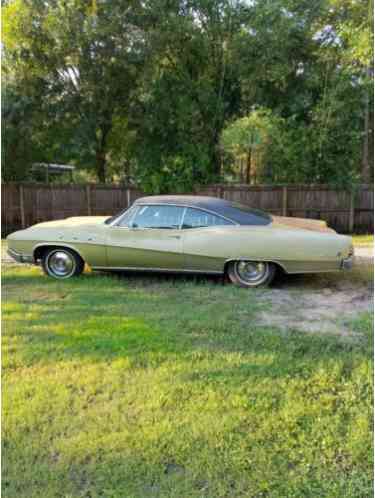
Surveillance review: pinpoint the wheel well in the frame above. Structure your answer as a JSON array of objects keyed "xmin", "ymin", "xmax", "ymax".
[
  {"xmin": 223, "ymin": 259, "xmax": 286, "ymax": 275},
  {"xmin": 33, "ymin": 245, "xmax": 84, "ymax": 264}
]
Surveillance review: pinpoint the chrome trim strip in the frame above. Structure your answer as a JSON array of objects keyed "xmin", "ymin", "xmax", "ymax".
[
  {"xmin": 286, "ymin": 269, "xmax": 343, "ymax": 274},
  {"xmin": 8, "ymin": 248, "xmax": 21, "ymax": 257},
  {"xmin": 33, "ymin": 242, "xmax": 86, "ymax": 261},
  {"xmin": 224, "ymin": 257, "xmax": 288, "ymax": 273},
  {"xmin": 179, "ymin": 207, "xmax": 188, "ymax": 230},
  {"xmin": 224, "ymin": 257, "xmax": 345, "ymax": 274},
  {"xmin": 109, "ymin": 205, "xmax": 139, "ymax": 228},
  {"xmin": 91, "ymin": 266, "xmax": 223, "ymax": 275}
]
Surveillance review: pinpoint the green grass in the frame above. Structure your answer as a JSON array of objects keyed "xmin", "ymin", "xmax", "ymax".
[
  {"xmin": 1, "ymin": 238, "xmax": 7, "ymax": 257},
  {"xmin": 2, "ymin": 266, "xmax": 373, "ymax": 498},
  {"xmin": 352, "ymin": 234, "xmax": 374, "ymax": 246}
]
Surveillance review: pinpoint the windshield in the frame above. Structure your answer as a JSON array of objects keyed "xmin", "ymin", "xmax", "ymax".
[{"xmin": 104, "ymin": 207, "xmax": 129, "ymax": 225}]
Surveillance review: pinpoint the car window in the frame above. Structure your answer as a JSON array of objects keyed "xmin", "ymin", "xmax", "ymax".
[
  {"xmin": 182, "ymin": 208, "xmax": 234, "ymax": 229},
  {"xmin": 131, "ymin": 205, "xmax": 184, "ymax": 229},
  {"xmin": 230, "ymin": 202, "xmax": 271, "ymax": 221},
  {"xmin": 115, "ymin": 206, "xmax": 138, "ymax": 227}
]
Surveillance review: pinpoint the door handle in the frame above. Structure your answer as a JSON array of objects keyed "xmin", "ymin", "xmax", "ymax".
[{"xmin": 168, "ymin": 235, "xmax": 181, "ymax": 239}]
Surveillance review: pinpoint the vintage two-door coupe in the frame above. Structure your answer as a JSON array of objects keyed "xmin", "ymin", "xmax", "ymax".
[{"xmin": 7, "ymin": 195, "xmax": 354, "ymax": 287}]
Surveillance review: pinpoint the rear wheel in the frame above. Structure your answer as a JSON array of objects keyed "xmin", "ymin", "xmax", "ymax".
[
  {"xmin": 227, "ymin": 260, "xmax": 276, "ymax": 288},
  {"xmin": 42, "ymin": 248, "xmax": 84, "ymax": 279}
]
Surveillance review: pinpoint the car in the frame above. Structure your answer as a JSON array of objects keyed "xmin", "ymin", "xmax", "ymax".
[{"xmin": 6, "ymin": 195, "xmax": 354, "ymax": 287}]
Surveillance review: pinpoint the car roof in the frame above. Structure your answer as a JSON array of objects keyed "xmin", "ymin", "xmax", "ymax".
[
  {"xmin": 133, "ymin": 195, "xmax": 271, "ymax": 226},
  {"xmin": 135, "ymin": 195, "xmax": 231, "ymax": 209}
]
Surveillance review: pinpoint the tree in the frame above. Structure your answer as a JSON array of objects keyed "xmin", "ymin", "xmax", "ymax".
[
  {"xmin": 128, "ymin": 0, "xmax": 244, "ymax": 192},
  {"xmin": 221, "ymin": 109, "xmax": 283, "ymax": 183},
  {"xmin": 232, "ymin": 0, "xmax": 372, "ymax": 185},
  {"xmin": 3, "ymin": 0, "xmax": 146, "ymax": 182},
  {"xmin": 2, "ymin": 84, "xmax": 37, "ymax": 181},
  {"xmin": 320, "ymin": 0, "xmax": 374, "ymax": 181},
  {"xmin": 2, "ymin": 0, "xmax": 372, "ymax": 188}
]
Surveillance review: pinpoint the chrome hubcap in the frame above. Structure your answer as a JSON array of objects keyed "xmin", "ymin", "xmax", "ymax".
[
  {"xmin": 48, "ymin": 251, "xmax": 75, "ymax": 277},
  {"xmin": 235, "ymin": 261, "xmax": 268, "ymax": 284}
]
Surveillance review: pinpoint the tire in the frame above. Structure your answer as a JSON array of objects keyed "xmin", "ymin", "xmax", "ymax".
[
  {"xmin": 227, "ymin": 260, "xmax": 276, "ymax": 288},
  {"xmin": 42, "ymin": 247, "xmax": 84, "ymax": 279}
]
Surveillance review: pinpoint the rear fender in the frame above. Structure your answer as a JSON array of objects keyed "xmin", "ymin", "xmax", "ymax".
[{"xmin": 224, "ymin": 257, "xmax": 287, "ymax": 273}]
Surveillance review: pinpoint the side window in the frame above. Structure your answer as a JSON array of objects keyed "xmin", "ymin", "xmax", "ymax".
[
  {"xmin": 131, "ymin": 205, "xmax": 184, "ymax": 229},
  {"xmin": 182, "ymin": 208, "xmax": 234, "ymax": 229},
  {"xmin": 116, "ymin": 206, "xmax": 138, "ymax": 227}
]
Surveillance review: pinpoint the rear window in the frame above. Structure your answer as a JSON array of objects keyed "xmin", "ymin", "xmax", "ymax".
[
  {"xmin": 230, "ymin": 202, "xmax": 271, "ymax": 221},
  {"xmin": 182, "ymin": 208, "xmax": 234, "ymax": 229}
]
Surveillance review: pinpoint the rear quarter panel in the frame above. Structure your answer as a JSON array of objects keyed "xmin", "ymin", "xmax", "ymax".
[{"xmin": 182, "ymin": 225, "xmax": 352, "ymax": 273}]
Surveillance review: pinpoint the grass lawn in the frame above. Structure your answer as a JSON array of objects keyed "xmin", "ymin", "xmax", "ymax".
[
  {"xmin": 2, "ymin": 264, "xmax": 373, "ymax": 498},
  {"xmin": 352, "ymin": 234, "xmax": 374, "ymax": 246}
]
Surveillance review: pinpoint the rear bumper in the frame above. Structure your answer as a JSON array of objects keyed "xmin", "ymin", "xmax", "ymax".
[
  {"xmin": 7, "ymin": 248, "xmax": 34, "ymax": 264},
  {"xmin": 341, "ymin": 255, "xmax": 354, "ymax": 270}
]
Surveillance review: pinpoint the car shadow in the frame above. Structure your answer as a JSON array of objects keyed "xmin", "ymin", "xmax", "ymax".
[{"xmin": 101, "ymin": 269, "xmax": 227, "ymax": 287}]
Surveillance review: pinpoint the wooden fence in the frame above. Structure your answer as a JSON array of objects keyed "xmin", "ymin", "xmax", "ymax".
[{"xmin": 2, "ymin": 182, "xmax": 373, "ymax": 235}]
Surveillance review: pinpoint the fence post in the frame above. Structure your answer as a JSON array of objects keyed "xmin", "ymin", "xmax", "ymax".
[
  {"xmin": 19, "ymin": 185, "xmax": 26, "ymax": 228},
  {"xmin": 348, "ymin": 190, "xmax": 355, "ymax": 233},
  {"xmin": 282, "ymin": 186, "xmax": 288, "ymax": 217},
  {"xmin": 86, "ymin": 184, "xmax": 92, "ymax": 215},
  {"xmin": 126, "ymin": 187, "xmax": 131, "ymax": 207}
]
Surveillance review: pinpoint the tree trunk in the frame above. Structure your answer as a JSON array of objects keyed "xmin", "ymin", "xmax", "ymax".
[
  {"xmin": 369, "ymin": 104, "xmax": 374, "ymax": 178},
  {"xmin": 240, "ymin": 158, "xmax": 244, "ymax": 182},
  {"xmin": 361, "ymin": 67, "xmax": 373, "ymax": 183},
  {"xmin": 361, "ymin": 86, "xmax": 370, "ymax": 182},
  {"xmin": 246, "ymin": 148, "xmax": 252, "ymax": 184},
  {"xmin": 122, "ymin": 158, "xmax": 131, "ymax": 184},
  {"xmin": 210, "ymin": 138, "xmax": 222, "ymax": 179},
  {"xmin": 96, "ymin": 150, "xmax": 106, "ymax": 183},
  {"xmin": 95, "ymin": 124, "xmax": 111, "ymax": 183}
]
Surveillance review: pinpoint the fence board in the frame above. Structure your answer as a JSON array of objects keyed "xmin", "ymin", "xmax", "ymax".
[{"xmin": 2, "ymin": 183, "xmax": 373, "ymax": 235}]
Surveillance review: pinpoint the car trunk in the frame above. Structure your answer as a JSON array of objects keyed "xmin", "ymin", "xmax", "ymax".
[{"xmin": 272, "ymin": 216, "xmax": 336, "ymax": 233}]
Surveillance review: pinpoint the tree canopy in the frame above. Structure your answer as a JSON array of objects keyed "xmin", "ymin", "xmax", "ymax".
[{"xmin": 3, "ymin": 0, "xmax": 373, "ymax": 189}]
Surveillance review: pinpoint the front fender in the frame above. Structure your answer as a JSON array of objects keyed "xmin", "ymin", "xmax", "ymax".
[{"xmin": 33, "ymin": 241, "xmax": 107, "ymax": 267}]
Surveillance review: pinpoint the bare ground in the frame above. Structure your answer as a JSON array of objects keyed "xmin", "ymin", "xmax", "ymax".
[{"xmin": 256, "ymin": 249, "xmax": 373, "ymax": 335}]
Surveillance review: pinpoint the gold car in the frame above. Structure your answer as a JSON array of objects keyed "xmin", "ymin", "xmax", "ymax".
[{"xmin": 7, "ymin": 195, "xmax": 354, "ymax": 287}]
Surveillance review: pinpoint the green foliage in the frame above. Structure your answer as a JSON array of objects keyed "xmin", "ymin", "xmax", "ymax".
[
  {"xmin": 268, "ymin": 69, "xmax": 367, "ymax": 185},
  {"xmin": 3, "ymin": 0, "xmax": 145, "ymax": 182},
  {"xmin": 129, "ymin": 0, "xmax": 243, "ymax": 191},
  {"xmin": 2, "ymin": 85, "xmax": 36, "ymax": 181},
  {"xmin": 221, "ymin": 108, "xmax": 284, "ymax": 182},
  {"xmin": 2, "ymin": 0, "xmax": 373, "ymax": 188},
  {"xmin": 3, "ymin": 264, "xmax": 373, "ymax": 497},
  {"xmin": 352, "ymin": 234, "xmax": 374, "ymax": 246},
  {"xmin": 327, "ymin": 0, "xmax": 374, "ymax": 68}
]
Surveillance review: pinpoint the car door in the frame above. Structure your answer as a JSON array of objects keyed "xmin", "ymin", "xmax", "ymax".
[
  {"xmin": 106, "ymin": 204, "xmax": 185, "ymax": 269},
  {"xmin": 181, "ymin": 207, "xmax": 235, "ymax": 271}
]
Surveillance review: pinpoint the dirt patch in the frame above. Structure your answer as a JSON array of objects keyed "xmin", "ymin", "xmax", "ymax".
[
  {"xmin": 256, "ymin": 258, "xmax": 373, "ymax": 335},
  {"xmin": 354, "ymin": 246, "xmax": 373, "ymax": 264}
]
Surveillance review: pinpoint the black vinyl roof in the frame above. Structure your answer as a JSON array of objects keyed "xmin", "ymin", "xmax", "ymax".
[{"xmin": 134, "ymin": 195, "xmax": 271, "ymax": 226}]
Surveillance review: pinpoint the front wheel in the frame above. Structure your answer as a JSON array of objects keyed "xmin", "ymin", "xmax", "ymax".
[
  {"xmin": 227, "ymin": 260, "xmax": 276, "ymax": 288},
  {"xmin": 42, "ymin": 248, "xmax": 84, "ymax": 279}
]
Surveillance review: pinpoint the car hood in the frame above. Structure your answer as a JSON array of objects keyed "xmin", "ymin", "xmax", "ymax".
[
  {"xmin": 272, "ymin": 215, "xmax": 336, "ymax": 233},
  {"xmin": 31, "ymin": 216, "xmax": 109, "ymax": 229}
]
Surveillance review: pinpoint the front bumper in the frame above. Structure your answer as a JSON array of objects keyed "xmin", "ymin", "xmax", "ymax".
[{"xmin": 7, "ymin": 248, "xmax": 34, "ymax": 264}]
